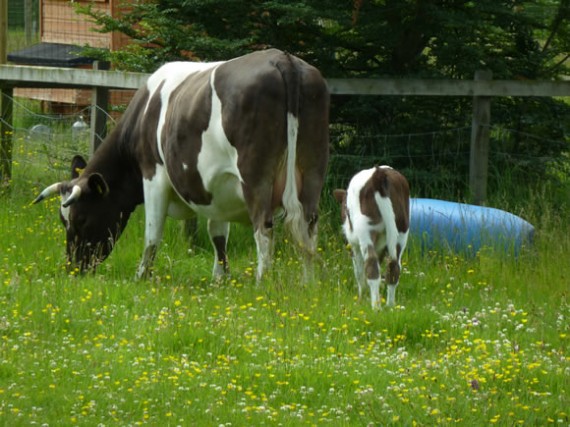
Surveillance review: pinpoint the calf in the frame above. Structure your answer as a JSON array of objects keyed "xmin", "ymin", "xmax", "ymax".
[{"xmin": 333, "ymin": 166, "xmax": 410, "ymax": 309}]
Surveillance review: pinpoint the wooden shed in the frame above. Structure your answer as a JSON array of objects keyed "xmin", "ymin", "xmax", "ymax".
[{"xmin": 9, "ymin": 0, "xmax": 135, "ymax": 113}]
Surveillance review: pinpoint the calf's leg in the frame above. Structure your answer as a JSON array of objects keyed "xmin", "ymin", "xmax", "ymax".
[
  {"xmin": 364, "ymin": 244, "xmax": 382, "ymax": 309},
  {"xmin": 351, "ymin": 247, "xmax": 366, "ymax": 301},
  {"xmin": 385, "ymin": 259, "xmax": 401, "ymax": 307}
]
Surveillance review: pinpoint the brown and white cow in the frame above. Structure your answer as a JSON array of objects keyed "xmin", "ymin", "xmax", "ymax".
[
  {"xmin": 33, "ymin": 49, "xmax": 330, "ymax": 281},
  {"xmin": 333, "ymin": 166, "xmax": 410, "ymax": 309}
]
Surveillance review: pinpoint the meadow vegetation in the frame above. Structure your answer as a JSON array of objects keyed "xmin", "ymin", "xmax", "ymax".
[{"xmin": 0, "ymin": 130, "xmax": 568, "ymax": 426}]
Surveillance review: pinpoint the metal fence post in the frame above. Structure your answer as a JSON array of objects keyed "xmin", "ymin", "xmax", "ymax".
[{"xmin": 90, "ymin": 61, "xmax": 110, "ymax": 154}]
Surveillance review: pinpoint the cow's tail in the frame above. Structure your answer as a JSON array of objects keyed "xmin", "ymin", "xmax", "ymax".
[{"xmin": 275, "ymin": 53, "xmax": 309, "ymax": 249}]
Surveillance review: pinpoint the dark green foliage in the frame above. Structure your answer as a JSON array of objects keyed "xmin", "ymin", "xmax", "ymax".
[{"xmin": 77, "ymin": 0, "xmax": 570, "ymax": 200}]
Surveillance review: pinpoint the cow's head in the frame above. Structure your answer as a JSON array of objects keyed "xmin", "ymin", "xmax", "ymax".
[{"xmin": 34, "ymin": 155, "xmax": 128, "ymax": 273}]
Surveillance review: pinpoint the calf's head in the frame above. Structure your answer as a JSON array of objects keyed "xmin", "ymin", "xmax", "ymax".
[{"xmin": 33, "ymin": 156, "xmax": 127, "ymax": 272}]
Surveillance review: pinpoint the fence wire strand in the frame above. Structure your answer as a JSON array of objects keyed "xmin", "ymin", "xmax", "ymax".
[{"xmin": 1, "ymin": 95, "xmax": 566, "ymax": 193}]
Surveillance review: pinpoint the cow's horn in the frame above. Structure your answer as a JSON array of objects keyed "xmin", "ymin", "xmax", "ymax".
[
  {"xmin": 32, "ymin": 183, "xmax": 62, "ymax": 204},
  {"xmin": 62, "ymin": 185, "xmax": 82, "ymax": 208}
]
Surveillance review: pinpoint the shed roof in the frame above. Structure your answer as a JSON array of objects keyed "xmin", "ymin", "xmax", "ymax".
[{"xmin": 8, "ymin": 43, "xmax": 95, "ymax": 67}]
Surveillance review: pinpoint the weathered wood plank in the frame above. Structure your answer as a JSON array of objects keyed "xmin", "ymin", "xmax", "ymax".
[
  {"xmin": 0, "ymin": 64, "xmax": 147, "ymax": 90},
  {"xmin": 90, "ymin": 61, "xmax": 110, "ymax": 153},
  {"xmin": 2, "ymin": 64, "xmax": 569, "ymax": 97},
  {"xmin": 326, "ymin": 78, "xmax": 570, "ymax": 97}
]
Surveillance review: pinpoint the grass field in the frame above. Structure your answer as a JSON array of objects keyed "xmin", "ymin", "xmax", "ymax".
[{"xmin": 0, "ymin": 136, "xmax": 569, "ymax": 426}]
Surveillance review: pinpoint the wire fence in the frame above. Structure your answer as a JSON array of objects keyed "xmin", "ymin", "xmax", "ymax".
[
  {"xmin": 7, "ymin": 0, "xmax": 40, "ymax": 54},
  {"xmin": 1, "ymin": 95, "xmax": 567, "ymax": 198}
]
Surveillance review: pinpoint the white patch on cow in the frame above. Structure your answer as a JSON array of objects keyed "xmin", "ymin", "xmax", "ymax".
[
  {"xmin": 60, "ymin": 197, "xmax": 71, "ymax": 229},
  {"xmin": 182, "ymin": 162, "xmax": 188, "ymax": 171},
  {"xmin": 145, "ymin": 61, "xmax": 222, "ymax": 162},
  {"xmin": 58, "ymin": 184, "xmax": 82, "ymax": 229},
  {"xmin": 142, "ymin": 165, "xmax": 170, "ymax": 242},
  {"xmin": 190, "ymin": 67, "xmax": 247, "ymax": 222},
  {"xmin": 146, "ymin": 62, "xmax": 247, "ymax": 223}
]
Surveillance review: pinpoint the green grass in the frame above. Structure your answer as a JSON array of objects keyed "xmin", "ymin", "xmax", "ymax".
[{"xmin": 0, "ymin": 134, "xmax": 569, "ymax": 426}]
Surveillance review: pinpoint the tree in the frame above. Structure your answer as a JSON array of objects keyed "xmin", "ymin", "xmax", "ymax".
[{"xmin": 77, "ymin": 0, "xmax": 570, "ymax": 198}]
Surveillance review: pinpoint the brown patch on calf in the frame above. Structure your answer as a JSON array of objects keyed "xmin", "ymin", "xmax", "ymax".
[
  {"xmin": 364, "ymin": 245, "xmax": 380, "ymax": 280},
  {"xmin": 359, "ymin": 169, "xmax": 385, "ymax": 224},
  {"xmin": 387, "ymin": 172, "xmax": 410, "ymax": 233},
  {"xmin": 359, "ymin": 167, "xmax": 411, "ymax": 233},
  {"xmin": 386, "ymin": 259, "xmax": 401, "ymax": 284}
]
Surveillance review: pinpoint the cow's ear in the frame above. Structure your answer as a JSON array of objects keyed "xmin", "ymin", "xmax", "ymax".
[
  {"xmin": 332, "ymin": 189, "xmax": 346, "ymax": 204},
  {"xmin": 87, "ymin": 173, "xmax": 109, "ymax": 197},
  {"xmin": 71, "ymin": 155, "xmax": 87, "ymax": 179}
]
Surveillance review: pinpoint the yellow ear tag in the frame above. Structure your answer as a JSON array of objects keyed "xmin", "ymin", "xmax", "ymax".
[
  {"xmin": 74, "ymin": 167, "xmax": 84, "ymax": 176},
  {"xmin": 97, "ymin": 184, "xmax": 104, "ymax": 195}
]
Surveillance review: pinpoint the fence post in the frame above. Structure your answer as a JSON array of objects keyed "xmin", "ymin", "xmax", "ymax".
[
  {"xmin": 90, "ymin": 61, "xmax": 110, "ymax": 154},
  {"xmin": 0, "ymin": 0, "xmax": 6, "ymax": 64},
  {"xmin": 0, "ymin": 86, "xmax": 13, "ymax": 189},
  {"xmin": 469, "ymin": 70, "xmax": 492, "ymax": 205},
  {"xmin": 0, "ymin": 0, "xmax": 11, "ymax": 190}
]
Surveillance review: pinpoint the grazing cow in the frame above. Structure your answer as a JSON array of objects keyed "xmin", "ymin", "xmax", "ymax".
[
  {"xmin": 33, "ymin": 49, "xmax": 330, "ymax": 281},
  {"xmin": 333, "ymin": 166, "xmax": 410, "ymax": 309}
]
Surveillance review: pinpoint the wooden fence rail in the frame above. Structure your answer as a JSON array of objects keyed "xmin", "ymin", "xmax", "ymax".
[{"xmin": 1, "ymin": 63, "xmax": 570, "ymax": 203}]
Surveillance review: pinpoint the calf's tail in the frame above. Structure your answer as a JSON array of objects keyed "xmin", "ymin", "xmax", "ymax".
[{"xmin": 374, "ymin": 172, "xmax": 400, "ymax": 260}]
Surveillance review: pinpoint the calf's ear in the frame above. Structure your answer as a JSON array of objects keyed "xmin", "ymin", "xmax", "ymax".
[
  {"xmin": 87, "ymin": 173, "xmax": 110, "ymax": 197},
  {"xmin": 332, "ymin": 189, "xmax": 346, "ymax": 204}
]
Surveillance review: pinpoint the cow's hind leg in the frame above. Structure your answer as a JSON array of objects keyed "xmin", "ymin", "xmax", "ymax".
[
  {"xmin": 245, "ymin": 181, "xmax": 274, "ymax": 282},
  {"xmin": 254, "ymin": 223, "xmax": 273, "ymax": 283},
  {"xmin": 208, "ymin": 219, "xmax": 230, "ymax": 279}
]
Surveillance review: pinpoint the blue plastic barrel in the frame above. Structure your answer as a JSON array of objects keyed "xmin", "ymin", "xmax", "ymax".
[{"xmin": 410, "ymin": 198, "xmax": 535, "ymax": 256}]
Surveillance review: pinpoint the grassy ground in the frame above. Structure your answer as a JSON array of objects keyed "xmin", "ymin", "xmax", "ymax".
[{"xmin": 0, "ymin": 136, "xmax": 568, "ymax": 426}]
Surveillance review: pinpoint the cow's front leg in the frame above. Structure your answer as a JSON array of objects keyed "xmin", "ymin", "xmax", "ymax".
[
  {"xmin": 136, "ymin": 173, "xmax": 169, "ymax": 280},
  {"xmin": 136, "ymin": 244, "xmax": 158, "ymax": 280},
  {"xmin": 136, "ymin": 215, "xmax": 167, "ymax": 280},
  {"xmin": 207, "ymin": 219, "xmax": 230, "ymax": 280}
]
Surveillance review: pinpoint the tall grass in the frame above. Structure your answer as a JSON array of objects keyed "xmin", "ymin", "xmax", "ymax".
[{"xmin": 0, "ymin": 131, "xmax": 568, "ymax": 426}]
